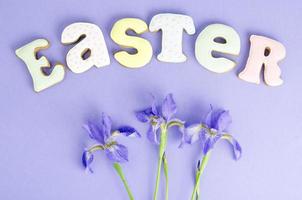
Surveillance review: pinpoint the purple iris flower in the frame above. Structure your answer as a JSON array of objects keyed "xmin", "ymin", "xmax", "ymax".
[
  {"xmin": 136, "ymin": 93, "xmax": 184, "ymax": 145},
  {"xmin": 82, "ymin": 113, "xmax": 141, "ymax": 173},
  {"xmin": 181, "ymin": 106, "xmax": 242, "ymax": 160},
  {"xmin": 136, "ymin": 94, "xmax": 184, "ymax": 200}
]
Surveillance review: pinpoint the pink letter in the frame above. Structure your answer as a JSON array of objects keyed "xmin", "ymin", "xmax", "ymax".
[{"xmin": 239, "ymin": 35, "xmax": 286, "ymax": 86}]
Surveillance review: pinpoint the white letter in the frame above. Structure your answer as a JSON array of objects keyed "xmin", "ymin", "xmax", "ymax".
[
  {"xmin": 61, "ymin": 22, "xmax": 110, "ymax": 73},
  {"xmin": 150, "ymin": 13, "xmax": 195, "ymax": 63}
]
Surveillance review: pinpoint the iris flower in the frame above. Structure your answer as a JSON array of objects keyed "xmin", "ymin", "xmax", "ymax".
[
  {"xmin": 136, "ymin": 94, "xmax": 184, "ymax": 200},
  {"xmin": 180, "ymin": 106, "xmax": 242, "ymax": 200},
  {"xmin": 82, "ymin": 112, "xmax": 140, "ymax": 200}
]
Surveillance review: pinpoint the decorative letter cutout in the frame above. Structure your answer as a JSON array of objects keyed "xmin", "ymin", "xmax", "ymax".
[
  {"xmin": 238, "ymin": 35, "xmax": 286, "ymax": 86},
  {"xmin": 110, "ymin": 18, "xmax": 152, "ymax": 68},
  {"xmin": 195, "ymin": 24, "xmax": 240, "ymax": 73},
  {"xmin": 61, "ymin": 22, "xmax": 110, "ymax": 73},
  {"xmin": 149, "ymin": 13, "xmax": 195, "ymax": 63},
  {"xmin": 15, "ymin": 39, "xmax": 65, "ymax": 92}
]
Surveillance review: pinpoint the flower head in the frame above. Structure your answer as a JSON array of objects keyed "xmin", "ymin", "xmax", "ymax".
[
  {"xmin": 82, "ymin": 112, "xmax": 140, "ymax": 172},
  {"xmin": 135, "ymin": 93, "xmax": 184, "ymax": 145},
  {"xmin": 181, "ymin": 106, "xmax": 242, "ymax": 160}
]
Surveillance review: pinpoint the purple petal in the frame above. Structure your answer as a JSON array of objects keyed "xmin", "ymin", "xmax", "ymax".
[
  {"xmin": 203, "ymin": 138, "xmax": 212, "ymax": 155},
  {"xmin": 197, "ymin": 129, "xmax": 206, "ymax": 151},
  {"xmin": 178, "ymin": 125, "xmax": 186, "ymax": 148},
  {"xmin": 83, "ymin": 122, "xmax": 97, "ymax": 139},
  {"xmin": 136, "ymin": 95, "xmax": 160, "ymax": 123},
  {"xmin": 151, "ymin": 94, "xmax": 159, "ymax": 116},
  {"xmin": 204, "ymin": 106, "xmax": 215, "ymax": 128},
  {"xmin": 105, "ymin": 144, "xmax": 129, "ymax": 163},
  {"xmin": 224, "ymin": 136, "xmax": 242, "ymax": 160},
  {"xmin": 100, "ymin": 113, "xmax": 112, "ymax": 142},
  {"xmin": 147, "ymin": 124, "xmax": 161, "ymax": 145},
  {"xmin": 117, "ymin": 126, "xmax": 141, "ymax": 138},
  {"xmin": 136, "ymin": 108, "xmax": 153, "ymax": 123},
  {"xmin": 180, "ymin": 124, "xmax": 202, "ymax": 147},
  {"xmin": 199, "ymin": 128, "xmax": 207, "ymax": 143},
  {"xmin": 161, "ymin": 93, "xmax": 177, "ymax": 120},
  {"xmin": 215, "ymin": 111, "xmax": 232, "ymax": 132},
  {"xmin": 204, "ymin": 106, "xmax": 231, "ymax": 132},
  {"xmin": 204, "ymin": 105, "xmax": 220, "ymax": 128},
  {"xmin": 82, "ymin": 150, "xmax": 94, "ymax": 173},
  {"xmin": 203, "ymin": 135, "xmax": 221, "ymax": 155},
  {"xmin": 83, "ymin": 122, "xmax": 106, "ymax": 144}
]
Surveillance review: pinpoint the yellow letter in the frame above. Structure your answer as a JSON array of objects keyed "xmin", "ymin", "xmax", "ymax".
[
  {"xmin": 15, "ymin": 39, "xmax": 65, "ymax": 92},
  {"xmin": 111, "ymin": 18, "xmax": 153, "ymax": 68}
]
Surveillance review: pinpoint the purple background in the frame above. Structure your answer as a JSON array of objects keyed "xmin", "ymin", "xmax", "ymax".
[{"xmin": 0, "ymin": 0, "xmax": 301, "ymax": 199}]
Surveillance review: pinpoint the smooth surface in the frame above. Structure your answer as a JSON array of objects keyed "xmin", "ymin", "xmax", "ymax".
[{"xmin": 0, "ymin": 1, "xmax": 301, "ymax": 200}]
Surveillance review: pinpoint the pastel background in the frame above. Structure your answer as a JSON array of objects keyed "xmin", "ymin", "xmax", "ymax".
[{"xmin": 0, "ymin": 0, "xmax": 301, "ymax": 199}]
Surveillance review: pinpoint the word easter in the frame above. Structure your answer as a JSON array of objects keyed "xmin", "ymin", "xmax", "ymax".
[{"xmin": 15, "ymin": 13, "xmax": 286, "ymax": 92}]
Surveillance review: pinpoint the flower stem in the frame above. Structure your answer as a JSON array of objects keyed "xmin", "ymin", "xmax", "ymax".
[
  {"xmin": 154, "ymin": 154, "xmax": 163, "ymax": 200},
  {"xmin": 113, "ymin": 163, "xmax": 134, "ymax": 200},
  {"xmin": 191, "ymin": 152, "xmax": 211, "ymax": 200},
  {"xmin": 195, "ymin": 162, "xmax": 201, "ymax": 200},
  {"xmin": 153, "ymin": 126, "xmax": 168, "ymax": 200},
  {"xmin": 163, "ymin": 153, "xmax": 169, "ymax": 200}
]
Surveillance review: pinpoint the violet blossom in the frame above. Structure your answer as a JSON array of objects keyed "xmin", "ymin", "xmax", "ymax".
[
  {"xmin": 180, "ymin": 105, "xmax": 242, "ymax": 200},
  {"xmin": 180, "ymin": 105, "xmax": 242, "ymax": 159},
  {"xmin": 136, "ymin": 93, "xmax": 184, "ymax": 145},
  {"xmin": 136, "ymin": 94, "xmax": 184, "ymax": 200},
  {"xmin": 81, "ymin": 112, "xmax": 139, "ymax": 200},
  {"xmin": 82, "ymin": 112, "xmax": 141, "ymax": 173}
]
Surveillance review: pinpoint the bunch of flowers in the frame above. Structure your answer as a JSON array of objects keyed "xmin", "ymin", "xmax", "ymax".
[{"xmin": 81, "ymin": 94, "xmax": 242, "ymax": 200}]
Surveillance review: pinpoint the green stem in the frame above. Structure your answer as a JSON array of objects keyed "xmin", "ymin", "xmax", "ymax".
[
  {"xmin": 153, "ymin": 126, "xmax": 168, "ymax": 200},
  {"xmin": 195, "ymin": 162, "xmax": 201, "ymax": 200},
  {"xmin": 191, "ymin": 152, "xmax": 211, "ymax": 200},
  {"xmin": 163, "ymin": 153, "xmax": 169, "ymax": 200},
  {"xmin": 113, "ymin": 163, "xmax": 134, "ymax": 200},
  {"xmin": 153, "ymin": 155, "xmax": 162, "ymax": 200}
]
